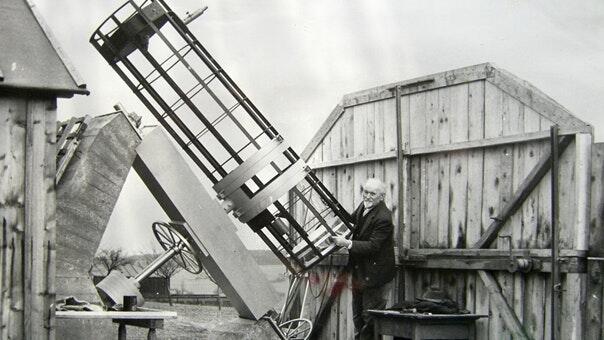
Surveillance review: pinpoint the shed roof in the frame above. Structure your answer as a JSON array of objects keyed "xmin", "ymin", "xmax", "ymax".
[
  {"xmin": 0, "ymin": 0, "xmax": 88, "ymax": 97},
  {"xmin": 302, "ymin": 63, "xmax": 591, "ymax": 161}
]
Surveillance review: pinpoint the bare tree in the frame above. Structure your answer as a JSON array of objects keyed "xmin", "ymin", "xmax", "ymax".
[{"xmin": 93, "ymin": 248, "xmax": 134, "ymax": 275}]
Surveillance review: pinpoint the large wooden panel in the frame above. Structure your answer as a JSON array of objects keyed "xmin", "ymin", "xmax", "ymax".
[{"xmin": 0, "ymin": 96, "xmax": 57, "ymax": 340}]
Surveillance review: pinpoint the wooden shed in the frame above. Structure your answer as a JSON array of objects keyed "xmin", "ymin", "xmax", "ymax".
[
  {"xmin": 295, "ymin": 63, "xmax": 601, "ymax": 339},
  {"xmin": 0, "ymin": 0, "xmax": 88, "ymax": 338}
]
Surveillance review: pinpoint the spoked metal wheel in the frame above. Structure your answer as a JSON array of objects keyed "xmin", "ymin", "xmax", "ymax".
[
  {"xmin": 278, "ymin": 318, "xmax": 313, "ymax": 340},
  {"xmin": 152, "ymin": 221, "xmax": 203, "ymax": 274}
]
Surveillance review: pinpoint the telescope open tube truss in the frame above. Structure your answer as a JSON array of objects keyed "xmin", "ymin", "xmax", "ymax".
[{"xmin": 90, "ymin": 0, "xmax": 353, "ymax": 274}]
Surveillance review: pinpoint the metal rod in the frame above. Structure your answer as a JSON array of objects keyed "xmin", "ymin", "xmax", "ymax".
[
  {"xmin": 134, "ymin": 242, "xmax": 184, "ymax": 283},
  {"xmin": 550, "ymin": 125, "xmax": 561, "ymax": 340},
  {"xmin": 280, "ymin": 275, "xmax": 299, "ymax": 319},
  {"xmin": 394, "ymin": 85, "xmax": 405, "ymax": 302},
  {"xmin": 299, "ymin": 277, "xmax": 310, "ymax": 318}
]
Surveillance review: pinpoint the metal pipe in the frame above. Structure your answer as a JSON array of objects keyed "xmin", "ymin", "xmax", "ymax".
[
  {"xmin": 134, "ymin": 242, "xmax": 184, "ymax": 283},
  {"xmin": 394, "ymin": 85, "xmax": 405, "ymax": 302},
  {"xmin": 299, "ymin": 277, "xmax": 310, "ymax": 319},
  {"xmin": 550, "ymin": 125, "xmax": 561, "ymax": 340}
]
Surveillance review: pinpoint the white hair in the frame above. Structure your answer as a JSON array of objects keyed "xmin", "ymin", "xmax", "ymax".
[{"xmin": 364, "ymin": 178, "xmax": 386, "ymax": 195}]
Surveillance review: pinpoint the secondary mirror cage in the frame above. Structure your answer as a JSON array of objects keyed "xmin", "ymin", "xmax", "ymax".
[{"xmin": 90, "ymin": 0, "xmax": 352, "ymax": 274}]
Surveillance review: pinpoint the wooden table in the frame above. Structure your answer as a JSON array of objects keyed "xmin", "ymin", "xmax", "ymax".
[
  {"xmin": 366, "ymin": 310, "xmax": 488, "ymax": 340},
  {"xmin": 55, "ymin": 308, "xmax": 177, "ymax": 340}
]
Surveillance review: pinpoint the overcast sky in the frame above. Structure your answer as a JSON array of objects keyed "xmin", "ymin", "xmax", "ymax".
[{"xmin": 37, "ymin": 0, "xmax": 604, "ymax": 254}]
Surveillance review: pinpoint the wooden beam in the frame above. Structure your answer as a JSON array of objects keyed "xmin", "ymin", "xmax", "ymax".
[
  {"xmin": 400, "ymin": 255, "xmax": 586, "ymax": 273},
  {"xmin": 487, "ymin": 68, "xmax": 589, "ymax": 132},
  {"xmin": 407, "ymin": 248, "xmax": 586, "ymax": 258},
  {"xmin": 478, "ymin": 271, "xmax": 530, "ymax": 340},
  {"xmin": 24, "ymin": 99, "xmax": 55, "ymax": 340},
  {"xmin": 406, "ymin": 128, "xmax": 586, "ymax": 156},
  {"xmin": 341, "ymin": 63, "xmax": 493, "ymax": 108},
  {"xmin": 473, "ymin": 135, "xmax": 573, "ymax": 249},
  {"xmin": 309, "ymin": 130, "xmax": 584, "ymax": 170},
  {"xmin": 309, "ymin": 150, "xmax": 396, "ymax": 169}
]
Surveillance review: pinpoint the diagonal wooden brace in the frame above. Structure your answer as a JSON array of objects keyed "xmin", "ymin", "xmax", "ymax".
[
  {"xmin": 472, "ymin": 134, "xmax": 573, "ymax": 340},
  {"xmin": 473, "ymin": 135, "xmax": 573, "ymax": 249}
]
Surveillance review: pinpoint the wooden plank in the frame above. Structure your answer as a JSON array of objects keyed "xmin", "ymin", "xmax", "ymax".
[
  {"xmin": 560, "ymin": 133, "xmax": 591, "ymax": 340},
  {"xmin": 466, "ymin": 81, "xmax": 484, "ymax": 338},
  {"xmin": 55, "ymin": 309, "xmax": 177, "ymax": 319},
  {"xmin": 308, "ymin": 151, "xmax": 397, "ymax": 171},
  {"xmin": 537, "ymin": 117, "xmax": 553, "ymax": 250},
  {"xmin": 336, "ymin": 108, "xmax": 354, "ymax": 213},
  {"xmin": 406, "ymin": 127, "xmax": 583, "ymax": 156},
  {"xmin": 341, "ymin": 63, "xmax": 492, "ymax": 108},
  {"xmin": 543, "ymin": 274, "xmax": 553, "ymax": 340},
  {"xmin": 448, "ymin": 84, "xmax": 469, "ymax": 249},
  {"xmin": 422, "ymin": 90, "xmax": 440, "ymax": 248},
  {"xmin": 406, "ymin": 247, "xmax": 585, "ymax": 258},
  {"xmin": 484, "ymin": 83, "xmax": 515, "ymax": 339},
  {"xmin": 7, "ymin": 97, "xmax": 26, "ymax": 340},
  {"xmin": 436, "ymin": 88, "xmax": 451, "ymax": 248},
  {"xmin": 498, "ymin": 94, "xmax": 520, "ymax": 339},
  {"xmin": 478, "ymin": 270, "xmax": 529, "ymax": 340},
  {"xmin": 507, "ymin": 99, "xmax": 528, "ymax": 334},
  {"xmin": 398, "ymin": 95, "xmax": 410, "ymax": 251},
  {"xmin": 408, "ymin": 91, "xmax": 427, "ymax": 149},
  {"xmin": 506, "ymin": 94, "xmax": 525, "ymax": 248},
  {"xmin": 482, "ymin": 80, "xmax": 503, "ymax": 268},
  {"xmin": 574, "ymin": 133, "xmax": 592, "ymax": 252},
  {"xmin": 474, "ymin": 273, "xmax": 490, "ymax": 339},
  {"xmin": 460, "ymin": 85, "xmax": 484, "ymax": 234},
  {"xmin": 301, "ymin": 104, "xmax": 344, "ymax": 161},
  {"xmin": 0, "ymin": 98, "xmax": 11, "ymax": 340},
  {"xmin": 383, "ymin": 97, "xmax": 398, "ymax": 153},
  {"xmin": 472, "ymin": 135, "xmax": 573, "ymax": 249},
  {"xmin": 521, "ymin": 108, "xmax": 542, "ymax": 249},
  {"xmin": 24, "ymin": 99, "xmax": 52, "ymax": 339},
  {"xmin": 409, "ymin": 157, "xmax": 421, "ymax": 249},
  {"xmin": 400, "ymin": 255, "xmax": 584, "ymax": 273},
  {"xmin": 524, "ymin": 273, "xmax": 546, "ymax": 340},
  {"xmin": 1, "ymin": 96, "xmax": 27, "ymax": 340},
  {"xmin": 42, "ymin": 100, "xmax": 57, "ymax": 338},
  {"xmin": 587, "ymin": 144, "xmax": 604, "ymax": 340},
  {"xmin": 558, "ymin": 140, "xmax": 577, "ymax": 250}
]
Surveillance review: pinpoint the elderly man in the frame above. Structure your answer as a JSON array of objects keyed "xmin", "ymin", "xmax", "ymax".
[{"xmin": 331, "ymin": 178, "xmax": 395, "ymax": 340}]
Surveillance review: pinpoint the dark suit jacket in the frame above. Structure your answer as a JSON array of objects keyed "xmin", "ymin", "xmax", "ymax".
[{"xmin": 348, "ymin": 200, "xmax": 395, "ymax": 289}]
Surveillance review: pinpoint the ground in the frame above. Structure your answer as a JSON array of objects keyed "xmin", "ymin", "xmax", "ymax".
[{"xmin": 124, "ymin": 302, "xmax": 240, "ymax": 339}]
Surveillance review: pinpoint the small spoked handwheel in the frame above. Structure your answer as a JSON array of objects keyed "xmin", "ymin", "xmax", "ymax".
[
  {"xmin": 279, "ymin": 318, "xmax": 313, "ymax": 340},
  {"xmin": 152, "ymin": 221, "xmax": 203, "ymax": 274}
]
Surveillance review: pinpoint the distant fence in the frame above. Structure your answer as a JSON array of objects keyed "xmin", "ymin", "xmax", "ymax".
[{"xmin": 148, "ymin": 294, "xmax": 232, "ymax": 307}]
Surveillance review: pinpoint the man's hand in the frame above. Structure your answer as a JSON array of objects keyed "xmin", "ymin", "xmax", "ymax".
[{"xmin": 330, "ymin": 234, "xmax": 352, "ymax": 249}]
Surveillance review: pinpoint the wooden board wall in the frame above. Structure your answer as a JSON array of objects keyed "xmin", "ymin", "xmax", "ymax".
[
  {"xmin": 0, "ymin": 95, "xmax": 57, "ymax": 340},
  {"xmin": 300, "ymin": 78, "xmax": 590, "ymax": 339},
  {"xmin": 587, "ymin": 143, "xmax": 604, "ymax": 340}
]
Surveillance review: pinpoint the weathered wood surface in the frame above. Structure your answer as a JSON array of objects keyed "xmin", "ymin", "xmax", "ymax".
[
  {"xmin": 56, "ymin": 113, "xmax": 141, "ymax": 303},
  {"xmin": 587, "ymin": 143, "xmax": 604, "ymax": 340},
  {"xmin": 295, "ymin": 64, "xmax": 593, "ymax": 339},
  {"xmin": 0, "ymin": 96, "xmax": 57, "ymax": 340}
]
